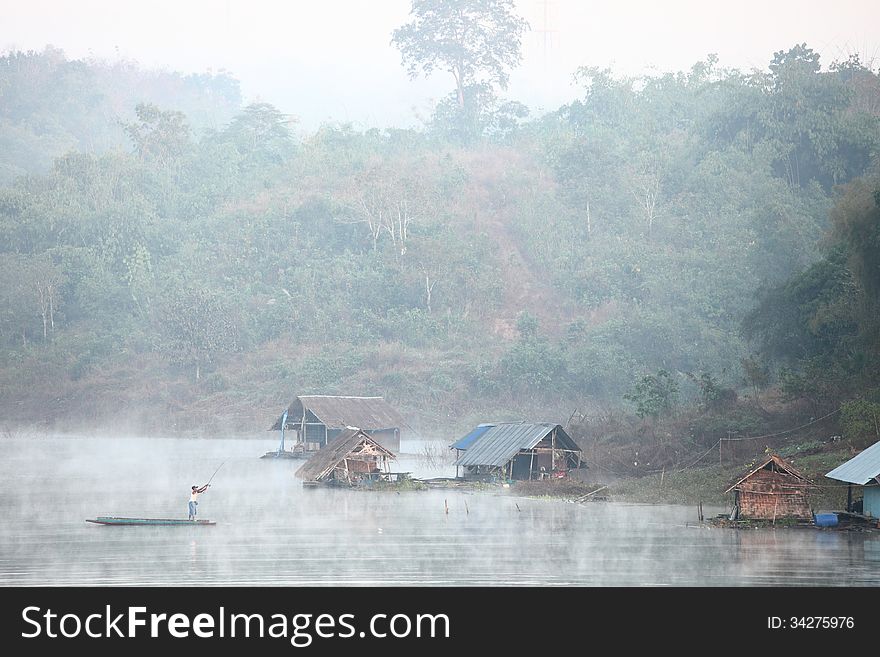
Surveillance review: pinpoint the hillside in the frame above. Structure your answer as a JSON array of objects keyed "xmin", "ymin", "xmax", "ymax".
[{"xmin": 1, "ymin": 46, "xmax": 879, "ymax": 467}]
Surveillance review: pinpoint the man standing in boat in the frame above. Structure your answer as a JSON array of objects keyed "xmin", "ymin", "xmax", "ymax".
[{"xmin": 188, "ymin": 483, "xmax": 210, "ymax": 520}]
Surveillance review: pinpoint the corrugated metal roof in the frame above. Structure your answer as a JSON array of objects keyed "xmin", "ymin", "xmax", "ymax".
[
  {"xmin": 450, "ymin": 424, "xmax": 495, "ymax": 450},
  {"xmin": 455, "ymin": 423, "xmax": 579, "ymax": 467},
  {"xmin": 825, "ymin": 440, "xmax": 880, "ymax": 485},
  {"xmin": 295, "ymin": 428, "xmax": 396, "ymax": 482},
  {"xmin": 270, "ymin": 395, "xmax": 408, "ymax": 431}
]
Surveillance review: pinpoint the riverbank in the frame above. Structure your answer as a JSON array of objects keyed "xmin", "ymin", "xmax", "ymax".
[{"xmin": 508, "ymin": 444, "xmax": 856, "ymax": 511}]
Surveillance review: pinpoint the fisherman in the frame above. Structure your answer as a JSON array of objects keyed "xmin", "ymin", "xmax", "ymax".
[{"xmin": 188, "ymin": 483, "xmax": 210, "ymax": 520}]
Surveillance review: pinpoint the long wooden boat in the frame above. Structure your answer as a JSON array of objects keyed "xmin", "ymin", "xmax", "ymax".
[{"xmin": 86, "ymin": 517, "xmax": 216, "ymax": 526}]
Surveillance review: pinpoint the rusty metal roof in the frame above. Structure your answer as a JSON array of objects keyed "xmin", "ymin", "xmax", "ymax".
[
  {"xmin": 295, "ymin": 428, "xmax": 396, "ymax": 482},
  {"xmin": 455, "ymin": 423, "xmax": 579, "ymax": 468},
  {"xmin": 826, "ymin": 440, "xmax": 880, "ymax": 485},
  {"xmin": 270, "ymin": 395, "xmax": 408, "ymax": 431}
]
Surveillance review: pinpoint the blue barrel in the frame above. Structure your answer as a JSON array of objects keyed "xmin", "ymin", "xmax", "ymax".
[{"xmin": 814, "ymin": 513, "xmax": 838, "ymax": 527}]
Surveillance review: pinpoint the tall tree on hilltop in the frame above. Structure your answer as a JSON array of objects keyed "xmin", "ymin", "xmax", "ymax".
[{"xmin": 391, "ymin": 0, "xmax": 528, "ymax": 110}]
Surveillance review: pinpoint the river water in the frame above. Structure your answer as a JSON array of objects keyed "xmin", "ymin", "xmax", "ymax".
[{"xmin": 0, "ymin": 436, "xmax": 877, "ymax": 586}]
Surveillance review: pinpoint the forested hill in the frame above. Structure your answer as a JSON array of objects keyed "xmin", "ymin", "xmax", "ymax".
[
  {"xmin": 0, "ymin": 47, "xmax": 241, "ymax": 184},
  {"xmin": 0, "ymin": 45, "xmax": 879, "ymax": 439}
]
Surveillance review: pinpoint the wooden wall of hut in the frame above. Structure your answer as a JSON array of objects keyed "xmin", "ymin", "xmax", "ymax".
[{"xmin": 736, "ymin": 469, "xmax": 812, "ymax": 520}]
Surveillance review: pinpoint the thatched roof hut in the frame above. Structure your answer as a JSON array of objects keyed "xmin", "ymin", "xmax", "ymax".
[
  {"xmin": 295, "ymin": 428, "xmax": 396, "ymax": 485},
  {"xmin": 725, "ymin": 454, "xmax": 813, "ymax": 521},
  {"xmin": 270, "ymin": 395, "xmax": 408, "ymax": 452}
]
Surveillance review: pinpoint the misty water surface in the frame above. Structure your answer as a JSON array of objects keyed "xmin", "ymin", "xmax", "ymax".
[{"xmin": 0, "ymin": 436, "xmax": 878, "ymax": 586}]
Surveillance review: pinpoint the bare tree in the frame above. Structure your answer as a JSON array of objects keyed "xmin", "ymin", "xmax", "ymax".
[
  {"xmin": 338, "ymin": 161, "xmax": 433, "ymax": 256},
  {"xmin": 627, "ymin": 158, "xmax": 663, "ymax": 236}
]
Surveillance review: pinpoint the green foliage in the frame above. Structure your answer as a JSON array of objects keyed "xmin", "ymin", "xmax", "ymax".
[
  {"xmin": 499, "ymin": 337, "xmax": 566, "ymax": 391},
  {"xmin": 392, "ymin": 0, "xmax": 528, "ymax": 96},
  {"xmin": 831, "ymin": 169, "xmax": 880, "ymax": 344},
  {"xmin": 688, "ymin": 371, "xmax": 737, "ymax": 410},
  {"xmin": 840, "ymin": 396, "xmax": 880, "ymax": 446},
  {"xmin": 515, "ymin": 311, "xmax": 538, "ymax": 340},
  {"xmin": 156, "ymin": 286, "xmax": 240, "ymax": 380},
  {"xmin": 0, "ymin": 47, "xmax": 241, "ymax": 184},
  {"xmin": 392, "ymin": 0, "xmax": 529, "ymax": 141},
  {"xmin": 1, "ymin": 45, "xmax": 879, "ymax": 423},
  {"xmin": 688, "ymin": 406, "xmax": 765, "ymax": 447},
  {"xmin": 624, "ymin": 370, "xmax": 680, "ymax": 421}
]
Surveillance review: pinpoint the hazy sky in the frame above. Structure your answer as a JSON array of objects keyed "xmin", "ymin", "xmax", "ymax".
[{"xmin": 4, "ymin": 0, "xmax": 879, "ymax": 129}]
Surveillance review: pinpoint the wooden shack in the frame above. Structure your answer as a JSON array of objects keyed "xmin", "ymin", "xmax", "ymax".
[
  {"xmin": 270, "ymin": 395, "xmax": 408, "ymax": 452},
  {"xmin": 295, "ymin": 428, "xmax": 397, "ymax": 486},
  {"xmin": 725, "ymin": 454, "xmax": 813, "ymax": 521},
  {"xmin": 453, "ymin": 422, "xmax": 583, "ymax": 481}
]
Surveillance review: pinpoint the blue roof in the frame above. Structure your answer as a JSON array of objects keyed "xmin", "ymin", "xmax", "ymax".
[
  {"xmin": 826, "ymin": 440, "xmax": 880, "ymax": 485},
  {"xmin": 450, "ymin": 423, "xmax": 495, "ymax": 450}
]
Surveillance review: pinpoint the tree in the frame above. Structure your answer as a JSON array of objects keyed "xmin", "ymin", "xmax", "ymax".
[
  {"xmin": 0, "ymin": 253, "xmax": 65, "ymax": 345},
  {"xmin": 338, "ymin": 159, "xmax": 434, "ymax": 256},
  {"xmin": 31, "ymin": 254, "xmax": 65, "ymax": 341},
  {"xmin": 124, "ymin": 103, "xmax": 191, "ymax": 167},
  {"xmin": 0, "ymin": 254, "xmax": 37, "ymax": 346},
  {"xmin": 224, "ymin": 102, "xmax": 294, "ymax": 169},
  {"xmin": 624, "ymin": 370, "xmax": 679, "ymax": 424},
  {"xmin": 740, "ymin": 356, "xmax": 770, "ymax": 409},
  {"xmin": 840, "ymin": 397, "xmax": 880, "ymax": 447},
  {"xmin": 157, "ymin": 286, "xmax": 240, "ymax": 381},
  {"xmin": 391, "ymin": 0, "xmax": 528, "ymax": 110},
  {"xmin": 831, "ymin": 170, "xmax": 880, "ymax": 330}
]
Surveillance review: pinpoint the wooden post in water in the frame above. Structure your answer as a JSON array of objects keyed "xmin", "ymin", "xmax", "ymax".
[{"xmin": 444, "ymin": 499, "xmax": 448, "ymax": 515}]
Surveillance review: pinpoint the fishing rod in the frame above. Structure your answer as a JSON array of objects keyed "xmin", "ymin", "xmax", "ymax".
[{"xmin": 204, "ymin": 460, "xmax": 227, "ymax": 487}]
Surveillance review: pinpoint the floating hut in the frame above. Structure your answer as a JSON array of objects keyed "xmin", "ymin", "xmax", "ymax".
[
  {"xmin": 825, "ymin": 440, "xmax": 880, "ymax": 518},
  {"xmin": 270, "ymin": 395, "xmax": 408, "ymax": 453},
  {"xmin": 453, "ymin": 422, "xmax": 583, "ymax": 481},
  {"xmin": 450, "ymin": 423, "xmax": 495, "ymax": 477},
  {"xmin": 295, "ymin": 428, "xmax": 398, "ymax": 486},
  {"xmin": 725, "ymin": 454, "xmax": 813, "ymax": 521}
]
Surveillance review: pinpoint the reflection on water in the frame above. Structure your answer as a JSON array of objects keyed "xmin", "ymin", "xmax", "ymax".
[{"xmin": 0, "ymin": 437, "xmax": 877, "ymax": 586}]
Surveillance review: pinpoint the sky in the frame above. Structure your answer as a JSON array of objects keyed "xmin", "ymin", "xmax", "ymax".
[{"xmin": 3, "ymin": 0, "xmax": 879, "ymax": 129}]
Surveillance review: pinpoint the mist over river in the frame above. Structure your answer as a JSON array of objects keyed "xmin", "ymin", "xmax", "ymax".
[{"xmin": 0, "ymin": 436, "xmax": 877, "ymax": 586}]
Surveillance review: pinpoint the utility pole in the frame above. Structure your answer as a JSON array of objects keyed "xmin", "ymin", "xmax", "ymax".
[{"xmin": 534, "ymin": 0, "xmax": 559, "ymax": 69}]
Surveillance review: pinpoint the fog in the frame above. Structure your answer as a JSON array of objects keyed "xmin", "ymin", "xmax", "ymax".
[
  {"xmin": 4, "ymin": 0, "xmax": 878, "ymax": 128},
  {"xmin": 1, "ymin": 436, "xmax": 877, "ymax": 586},
  {"xmin": 2, "ymin": 0, "xmax": 880, "ymax": 589}
]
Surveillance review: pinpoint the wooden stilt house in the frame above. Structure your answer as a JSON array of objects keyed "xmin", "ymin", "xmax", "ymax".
[
  {"xmin": 453, "ymin": 422, "xmax": 583, "ymax": 481},
  {"xmin": 295, "ymin": 428, "xmax": 397, "ymax": 487},
  {"xmin": 270, "ymin": 395, "xmax": 408, "ymax": 453}
]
